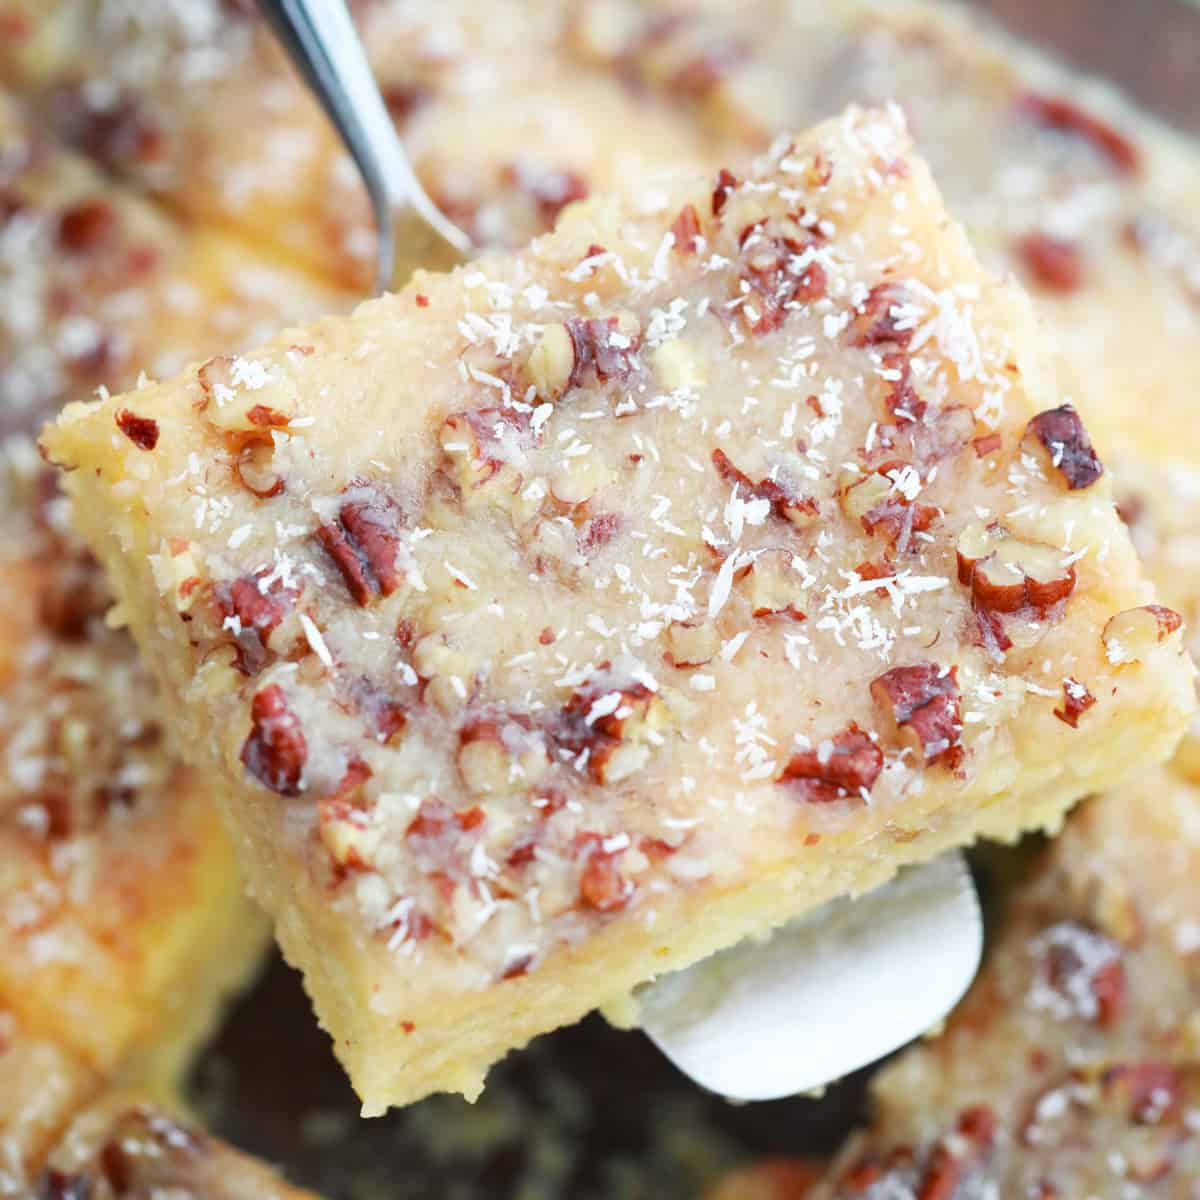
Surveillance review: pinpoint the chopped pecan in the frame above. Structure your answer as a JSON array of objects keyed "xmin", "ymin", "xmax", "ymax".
[
  {"xmin": 956, "ymin": 522, "xmax": 1075, "ymax": 614},
  {"xmin": 1102, "ymin": 604, "xmax": 1184, "ymax": 664},
  {"xmin": 1100, "ymin": 1062, "xmax": 1181, "ymax": 1124},
  {"xmin": 1015, "ymin": 232, "xmax": 1084, "ymax": 292},
  {"xmin": 350, "ymin": 676, "xmax": 408, "ymax": 743},
  {"xmin": 573, "ymin": 831, "xmax": 634, "ymax": 913},
  {"xmin": 36, "ymin": 1169, "xmax": 92, "ymax": 1199},
  {"xmin": 557, "ymin": 672, "xmax": 670, "ymax": 784},
  {"xmin": 712, "ymin": 449, "xmax": 818, "ymax": 528},
  {"xmin": 318, "ymin": 760, "xmax": 374, "ymax": 869},
  {"xmin": 870, "ymin": 663, "xmax": 962, "ymax": 764},
  {"xmin": 241, "ymin": 684, "xmax": 307, "ymax": 796},
  {"xmin": 849, "ymin": 282, "xmax": 917, "ymax": 348},
  {"xmin": 1035, "ymin": 920, "xmax": 1126, "ymax": 1027},
  {"xmin": 503, "ymin": 162, "xmax": 588, "ymax": 226},
  {"xmin": 671, "ymin": 203, "xmax": 702, "ymax": 255},
  {"xmin": 1017, "ymin": 92, "xmax": 1139, "ymax": 173},
  {"xmin": 49, "ymin": 83, "xmax": 164, "ymax": 171},
  {"xmin": 880, "ymin": 352, "xmax": 925, "ymax": 422},
  {"xmin": 914, "ymin": 1145, "xmax": 962, "ymax": 1200},
  {"xmin": 231, "ymin": 442, "xmax": 284, "ymax": 499},
  {"xmin": 115, "ymin": 408, "xmax": 159, "ymax": 450},
  {"xmin": 381, "ymin": 81, "xmax": 432, "ymax": 124},
  {"xmin": 213, "ymin": 572, "xmax": 298, "ymax": 675},
  {"xmin": 404, "ymin": 796, "xmax": 486, "ymax": 883},
  {"xmin": 839, "ymin": 465, "xmax": 937, "ymax": 550},
  {"xmin": 57, "ymin": 198, "xmax": 116, "ymax": 253},
  {"xmin": 671, "ymin": 38, "xmax": 749, "ymax": 97},
  {"xmin": 1053, "ymin": 677, "xmax": 1096, "ymax": 728},
  {"xmin": 777, "ymin": 723, "xmax": 882, "ymax": 803},
  {"xmin": 744, "ymin": 550, "xmax": 807, "ymax": 619},
  {"xmin": 1023, "ymin": 405, "xmax": 1104, "ymax": 490},
  {"xmin": 738, "ymin": 222, "xmax": 827, "ymax": 335},
  {"xmin": 578, "ymin": 512, "xmax": 621, "ymax": 556},
  {"xmin": 972, "ymin": 432, "xmax": 1002, "ymax": 458},
  {"xmin": 457, "ymin": 712, "xmax": 548, "ymax": 796},
  {"xmin": 712, "ymin": 166, "xmax": 739, "ymax": 216},
  {"xmin": 665, "ymin": 619, "xmax": 720, "ymax": 667},
  {"xmin": 316, "ymin": 481, "xmax": 406, "ymax": 606},
  {"xmin": 567, "ymin": 315, "xmax": 641, "ymax": 385}
]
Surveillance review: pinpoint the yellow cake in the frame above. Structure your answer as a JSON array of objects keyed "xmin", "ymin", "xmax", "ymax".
[
  {"xmin": 44, "ymin": 108, "xmax": 1194, "ymax": 1113},
  {"xmin": 795, "ymin": 766, "xmax": 1200, "ymax": 1198},
  {"xmin": 1, "ymin": 1, "xmax": 718, "ymax": 290},
  {"xmin": 35, "ymin": 1092, "xmax": 319, "ymax": 1199},
  {"xmin": 0, "ymin": 1013, "xmax": 95, "ymax": 1197}
]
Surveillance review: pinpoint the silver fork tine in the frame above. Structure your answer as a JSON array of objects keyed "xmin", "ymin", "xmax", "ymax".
[{"xmin": 255, "ymin": 0, "xmax": 470, "ymax": 293}]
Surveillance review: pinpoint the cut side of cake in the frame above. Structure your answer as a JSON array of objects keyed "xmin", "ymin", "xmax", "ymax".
[{"xmin": 44, "ymin": 107, "xmax": 1194, "ymax": 1114}]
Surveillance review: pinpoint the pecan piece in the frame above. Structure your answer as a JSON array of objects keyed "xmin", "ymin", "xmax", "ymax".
[
  {"xmin": 578, "ymin": 512, "xmax": 621, "ymax": 556},
  {"xmin": 664, "ymin": 619, "xmax": 720, "ymax": 667},
  {"xmin": 1034, "ymin": 920, "xmax": 1126, "ymax": 1027},
  {"xmin": 1102, "ymin": 604, "xmax": 1184, "ymax": 665},
  {"xmin": 1053, "ymin": 677, "xmax": 1096, "ymax": 728},
  {"xmin": 213, "ymin": 572, "xmax": 297, "ymax": 675},
  {"xmin": 743, "ymin": 550, "xmax": 807, "ymax": 619},
  {"xmin": 1022, "ymin": 405, "xmax": 1103, "ymax": 489},
  {"xmin": 567, "ymin": 314, "xmax": 641, "ymax": 385},
  {"xmin": 115, "ymin": 408, "xmax": 158, "ymax": 450},
  {"xmin": 1017, "ymin": 92, "xmax": 1139, "ymax": 173},
  {"xmin": 839, "ymin": 465, "xmax": 937, "ymax": 550},
  {"xmin": 573, "ymin": 831, "xmax": 634, "ymax": 913},
  {"xmin": 457, "ymin": 713, "xmax": 548, "ymax": 796},
  {"xmin": 849, "ymin": 282, "xmax": 917, "ymax": 348},
  {"xmin": 777, "ymin": 723, "xmax": 882, "ymax": 803},
  {"xmin": 57, "ymin": 197, "xmax": 116, "ymax": 253},
  {"xmin": 350, "ymin": 676, "xmax": 408, "ymax": 743},
  {"xmin": 1100, "ymin": 1062, "xmax": 1181, "ymax": 1125},
  {"xmin": 871, "ymin": 663, "xmax": 962, "ymax": 765},
  {"xmin": 711, "ymin": 167, "xmax": 739, "ymax": 216},
  {"xmin": 316, "ymin": 481, "xmax": 405, "ymax": 606},
  {"xmin": 241, "ymin": 684, "xmax": 307, "ymax": 796},
  {"xmin": 557, "ymin": 672, "xmax": 671, "ymax": 784},
  {"xmin": 712, "ymin": 449, "xmax": 818, "ymax": 528},
  {"xmin": 738, "ymin": 227, "xmax": 828, "ymax": 335},
  {"xmin": 318, "ymin": 760, "xmax": 374, "ymax": 869},
  {"xmin": 956, "ymin": 522, "xmax": 1075, "ymax": 614},
  {"xmin": 671, "ymin": 203, "xmax": 702, "ymax": 255},
  {"xmin": 503, "ymin": 162, "xmax": 588, "ymax": 226},
  {"xmin": 1015, "ymin": 232, "xmax": 1084, "ymax": 292}
]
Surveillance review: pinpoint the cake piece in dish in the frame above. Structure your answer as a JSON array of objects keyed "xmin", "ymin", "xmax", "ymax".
[
  {"xmin": 36, "ymin": 1093, "xmax": 319, "ymax": 1200},
  {"xmin": 806, "ymin": 765, "xmax": 1200, "ymax": 1199}
]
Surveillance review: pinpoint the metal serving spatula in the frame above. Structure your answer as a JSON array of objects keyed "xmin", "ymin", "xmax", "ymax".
[{"xmin": 255, "ymin": 0, "xmax": 985, "ymax": 1100}]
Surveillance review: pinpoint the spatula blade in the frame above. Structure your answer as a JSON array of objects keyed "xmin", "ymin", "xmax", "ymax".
[{"xmin": 639, "ymin": 851, "xmax": 982, "ymax": 1101}]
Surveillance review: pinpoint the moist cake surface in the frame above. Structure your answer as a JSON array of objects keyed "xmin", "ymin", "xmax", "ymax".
[{"xmin": 44, "ymin": 109, "xmax": 1194, "ymax": 1112}]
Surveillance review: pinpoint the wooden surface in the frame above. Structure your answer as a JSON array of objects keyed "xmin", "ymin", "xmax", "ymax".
[{"xmin": 192, "ymin": 5, "xmax": 1199, "ymax": 1196}]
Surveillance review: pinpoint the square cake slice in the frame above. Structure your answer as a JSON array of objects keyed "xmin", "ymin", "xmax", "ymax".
[
  {"xmin": 44, "ymin": 107, "xmax": 1195, "ymax": 1113},
  {"xmin": 37, "ymin": 1093, "xmax": 319, "ymax": 1200}
]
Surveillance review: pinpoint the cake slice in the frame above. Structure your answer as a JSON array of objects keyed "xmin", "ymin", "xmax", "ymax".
[
  {"xmin": 0, "ymin": 1013, "xmax": 95, "ymax": 1196},
  {"xmin": 44, "ymin": 108, "xmax": 1194, "ymax": 1114},
  {"xmin": 35, "ymin": 1093, "xmax": 319, "ymax": 1200},
  {"xmin": 0, "ymin": 92, "xmax": 346, "ymax": 433},
  {"xmin": 1, "ymin": 0, "xmax": 715, "ymax": 289},
  {"xmin": 799, "ymin": 764, "xmax": 1200, "ymax": 1198},
  {"xmin": 0, "ymin": 439, "xmax": 270, "ymax": 1087}
]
